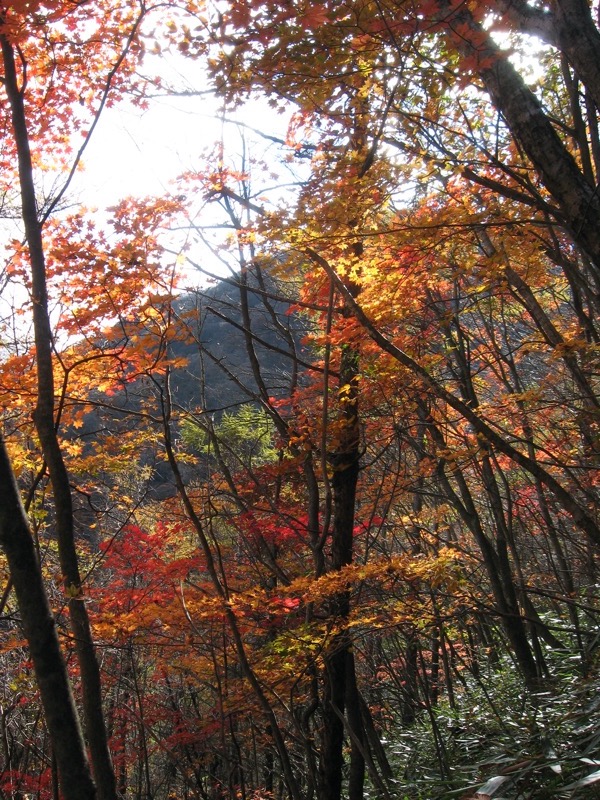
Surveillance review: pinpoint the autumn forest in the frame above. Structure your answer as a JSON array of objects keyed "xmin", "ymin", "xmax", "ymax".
[{"xmin": 1, "ymin": 1, "xmax": 600, "ymax": 799}]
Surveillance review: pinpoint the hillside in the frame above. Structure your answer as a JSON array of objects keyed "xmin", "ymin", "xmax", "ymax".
[
  {"xmin": 168, "ymin": 273, "xmax": 307, "ymax": 412},
  {"xmin": 72, "ymin": 270, "xmax": 308, "ymax": 501}
]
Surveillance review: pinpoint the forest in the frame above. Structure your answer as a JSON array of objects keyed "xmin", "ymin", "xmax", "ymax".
[{"xmin": 1, "ymin": 1, "xmax": 600, "ymax": 799}]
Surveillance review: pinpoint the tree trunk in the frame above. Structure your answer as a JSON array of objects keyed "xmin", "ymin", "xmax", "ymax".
[
  {"xmin": 0, "ymin": 32, "xmax": 117, "ymax": 800},
  {"xmin": 0, "ymin": 436, "xmax": 96, "ymax": 800},
  {"xmin": 318, "ymin": 343, "xmax": 362, "ymax": 800},
  {"xmin": 445, "ymin": 2, "xmax": 600, "ymax": 271}
]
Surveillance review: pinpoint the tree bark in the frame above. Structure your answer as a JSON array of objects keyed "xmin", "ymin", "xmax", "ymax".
[
  {"xmin": 0, "ymin": 32, "xmax": 117, "ymax": 800},
  {"xmin": 318, "ymin": 343, "xmax": 362, "ymax": 800},
  {"xmin": 495, "ymin": 0, "xmax": 600, "ymax": 113},
  {"xmin": 443, "ymin": 3, "xmax": 600, "ymax": 271},
  {"xmin": 0, "ymin": 435, "xmax": 96, "ymax": 800}
]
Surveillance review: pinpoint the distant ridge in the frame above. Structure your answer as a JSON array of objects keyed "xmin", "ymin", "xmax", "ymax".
[
  {"xmin": 168, "ymin": 272, "xmax": 306, "ymax": 413},
  {"xmin": 70, "ymin": 270, "xmax": 309, "ymax": 505}
]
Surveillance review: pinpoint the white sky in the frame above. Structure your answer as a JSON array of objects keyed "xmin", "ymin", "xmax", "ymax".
[
  {"xmin": 0, "ymin": 45, "xmax": 298, "ymax": 349},
  {"xmin": 78, "ymin": 98, "xmax": 223, "ymax": 203},
  {"xmin": 71, "ymin": 86, "xmax": 296, "ymax": 289}
]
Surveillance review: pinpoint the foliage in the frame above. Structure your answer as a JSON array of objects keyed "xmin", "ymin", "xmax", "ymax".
[
  {"xmin": 181, "ymin": 404, "xmax": 279, "ymax": 469},
  {"xmin": 2, "ymin": 2, "xmax": 600, "ymax": 800}
]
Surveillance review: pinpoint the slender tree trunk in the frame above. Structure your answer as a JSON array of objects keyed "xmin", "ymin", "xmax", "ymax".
[
  {"xmin": 318, "ymin": 343, "xmax": 361, "ymax": 800},
  {"xmin": 415, "ymin": 308, "xmax": 541, "ymax": 687},
  {"xmin": 0, "ymin": 436, "xmax": 96, "ymax": 800},
  {"xmin": 160, "ymin": 370, "xmax": 303, "ymax": 800},
  {"xmin": 345, "ymin": 650, "xmax": 365, "ymax": 800},
  {"xmin": 0, "ymin": 32, "xmax": 117, "ymax": 800}
]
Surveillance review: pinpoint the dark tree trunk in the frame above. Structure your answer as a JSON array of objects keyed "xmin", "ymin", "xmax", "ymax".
[
  {"xmin": 0, "ymin": 436, "xmax": 96, "ymax": 800},
  {"xmin": 346, "ymin": 650, "xmax": 366, "ymax": 800},
  {"xmin": 0, "ymin": 31, "xmax": 117, "ymax": 800},
  {"xmin": 318, "ymin": 343, "xmax": 362, "ymax": 800},
  {"xmin": 445, "ymin": 1, "xmax": 600, "ymax": 271}
]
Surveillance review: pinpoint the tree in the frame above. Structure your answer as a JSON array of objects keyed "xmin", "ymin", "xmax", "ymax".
[
  {"xmin": 162, "ymin": 1, "xmax": 600, "ymax": 793},
  {"xmin": 0, "ymin": 3, "xmax": 178, "ymax": 796},
  {"xmin": 0, "ymin": 434, "xmax": 96, "ymax": 800}
]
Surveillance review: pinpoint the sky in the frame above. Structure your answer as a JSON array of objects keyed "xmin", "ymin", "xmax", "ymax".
[
  {"xmin": 72, "ymin": 85, "xmax": 296, "ymax": 289},
  {"xmin": 0, "ymin": 45, "xmax": 298, "ymax": 350},
  {"xmin": 78, "ymin": 98, "xmax": 223, "ymax": 204}
]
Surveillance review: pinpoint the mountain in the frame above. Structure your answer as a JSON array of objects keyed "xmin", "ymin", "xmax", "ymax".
[
  {"xmin": 168, "ymin": 272, "xmax": 307, "ymax": 413},
  {"xmin": 73, "ymin": 270, "xmax": 310, "ymax": 504}
]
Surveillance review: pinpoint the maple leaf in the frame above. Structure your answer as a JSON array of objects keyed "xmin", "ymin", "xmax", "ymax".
[{"xmin": 298, "ymin": 4, "xmax": 328, "ymax": 30}]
